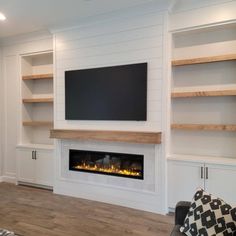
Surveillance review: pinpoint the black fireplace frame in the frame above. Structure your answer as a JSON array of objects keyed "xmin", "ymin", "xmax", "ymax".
[{"xmin": 69, "ymin": 149, "xmax": 144, "ymax": 180}]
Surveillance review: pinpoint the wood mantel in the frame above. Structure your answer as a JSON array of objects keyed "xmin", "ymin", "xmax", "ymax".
[{"xmin": 50, "ymin": 129, "xmax": 162, "ymax": 144}]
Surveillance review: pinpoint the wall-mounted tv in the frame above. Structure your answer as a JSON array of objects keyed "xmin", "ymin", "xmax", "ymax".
[{"xmin": 65, "ymin": 62, "xmax": 147, "ymax": 121}]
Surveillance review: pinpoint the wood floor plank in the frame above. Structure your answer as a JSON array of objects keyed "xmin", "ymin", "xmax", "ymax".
[{"xmin": 0, "ymin": 183, "xmax": 173, "ymax": 236}]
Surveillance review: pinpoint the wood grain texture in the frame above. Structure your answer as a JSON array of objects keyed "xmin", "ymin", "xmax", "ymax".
[
  {"xmin": 23, "ymin": 121, "xmax": 53, "ymax": 127},
  {"xmin": 50, "ymin": 129, "xmax": 162, "ymax": 144},
  {"xmin": 172, "ymin": 54, "xmax": 236, "ymax": 66},
  {"xmin": 0, "ymin": 183, "xmax": 174, "ymax": 236},
  {"xmin": 171, "ymin": 89, "xmax": 236, "ymax": 98},
  {"xmin": 22, "ymin": 98, "xmax": 53, "ymax": 103},
  {"xmin": 22, "ymin": 73, "xmax": 53, "ymax": 80},
  {"xmin": 171, "ymin": 124, "xmax": 236, "ymax": 131}
]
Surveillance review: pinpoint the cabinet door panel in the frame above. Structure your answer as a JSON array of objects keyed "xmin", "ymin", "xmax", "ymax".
[
  {"xmin": 17, "ymin": 149, "xmax": 35, "ymax": 183},
  {"xmin": 205, "ymin": 164, "xmax": 236, "ymax": 205},
  {"xmin": 168, "ymin": 161, "xmax": 204, "ymax": 208},
  {"xmin": 35, "ymin": 150, "xmax": 53, "ymax": 187}
]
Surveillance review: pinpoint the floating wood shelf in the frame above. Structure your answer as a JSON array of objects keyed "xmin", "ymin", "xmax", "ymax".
[
  {"xmin": 171, "ymin": 124, "xmax": 236, "ymax": 132},
  {"xmin": 22, "ymin": 98, "xmax": 53, "ymax": 103},
  {"xmin": 23, "ymin": 121, "xmax": 53, "ymax": 127},
  {"xmin": 50, "ymin": 129, "xmax": 162, "ymax": 144},
  {"xmin": 22, "ymin": 73, "xmax": 53, "ymax": 80},
  {"xmin": 172, "ymin": 54, "xmax": 236, "ymax": 66},
  {"xmin": 172, "ymin": 89, "xmax": 236, "ymax": 98}
]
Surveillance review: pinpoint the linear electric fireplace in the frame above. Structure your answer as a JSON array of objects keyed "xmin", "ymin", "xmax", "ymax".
[{"xmin": 69, "ymin": 149, "xmax": 144, "ymax": 179}]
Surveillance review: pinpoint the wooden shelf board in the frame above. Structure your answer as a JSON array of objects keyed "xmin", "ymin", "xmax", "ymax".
[
  {"xmin": 171, "ymin": 124, "xmax": 236, "ymax": 131},
  {"xmin": 172, "ymin": 89, "xmax": 236, "ymax": 98},
  {"xmin": 172, "ymin": 54, "xmax": 236, "ymax": 66},
  {"xmin": 23, "ymin": 98, "xmax": 53, "ymax": 103},
  {"xmin": 23, "ymin": 121, "xmax": 53, "ymax": 127},
  {"xmin": 50, "ymin": 129, "xmax": 162, "ymax": 144},
  {"xmin": 22, "ymin": 73, "xmax": 53, "ymax": 80}
]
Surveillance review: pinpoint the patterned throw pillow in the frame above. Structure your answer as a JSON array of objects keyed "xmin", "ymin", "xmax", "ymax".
[
  {"xmin": 180, "ymin": 188, "xmax": 236, "ymax": 236},
  {"xmin": 0, "ymin": 228, "xmax": 16, "ymax": 236}
]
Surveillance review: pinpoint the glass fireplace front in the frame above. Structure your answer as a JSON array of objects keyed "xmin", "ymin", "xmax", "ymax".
[{"xmin": 69, "ymin": 149, "xmax": 144, "ymax": 180}]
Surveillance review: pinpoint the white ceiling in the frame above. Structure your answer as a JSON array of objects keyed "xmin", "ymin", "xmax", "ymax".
[{"xmin": 0, "ymin": 0, "xmax": 168, "ymax": 39}]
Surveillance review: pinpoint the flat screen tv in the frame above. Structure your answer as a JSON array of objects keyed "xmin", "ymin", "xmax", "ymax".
[{"xmin": 65, "ymin": 62, "xmax": 147, "ymax": 121}]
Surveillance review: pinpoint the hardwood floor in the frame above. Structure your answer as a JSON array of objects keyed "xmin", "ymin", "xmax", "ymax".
[{"xmin": 0, "ymin": 183, "xmax": 174, "ymax": 236}]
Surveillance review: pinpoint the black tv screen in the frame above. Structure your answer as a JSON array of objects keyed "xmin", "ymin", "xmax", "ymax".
[{"xmin": 65, "ymin": 63, "xmax": 147, "ymax": 121}]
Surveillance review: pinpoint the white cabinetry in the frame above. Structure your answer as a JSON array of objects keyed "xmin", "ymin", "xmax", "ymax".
[
  {"xmin": 17, "ymin": 147, "xmax": 53, "ymax": 188},
  {"xmin": 168, "ymin": 160, "xmax": 204, "ymax": 208},
  {"xmin": 205, "ymin": 164, "xmax": 236, "ymax": 205},
  {"xmin": 17, "ymin": 148, "xmax": 35, "ymax": 184},
  {"xmin": 168, "ymin": 158, "xmax": 236, "ymax": 209}
]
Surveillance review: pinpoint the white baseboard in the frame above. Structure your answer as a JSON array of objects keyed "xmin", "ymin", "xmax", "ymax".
[{"xmin": 1, "ymin": 176, "xmax": 17, "ymax": 184}]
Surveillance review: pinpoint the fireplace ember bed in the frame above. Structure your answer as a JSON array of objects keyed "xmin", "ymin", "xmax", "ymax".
[{"xmin": 69, "ymin": 149, "xmax": 144, "ymax": 180}]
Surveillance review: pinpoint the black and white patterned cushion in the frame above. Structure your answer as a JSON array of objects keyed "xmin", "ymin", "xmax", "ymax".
[
  {"xmin": 180, "ymin": 188, "xmax": 236, "ymax": 236},
  {"xmin": 0, "ymin": 229, "xmax": 16, "ymax": 236}
]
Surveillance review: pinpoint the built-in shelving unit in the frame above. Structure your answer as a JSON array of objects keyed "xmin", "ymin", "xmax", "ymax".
[
  {"xmin": 170, "ymin": 24, "xmax": 236, "ymax": 159},
  {"xmin": 171, "ymin": 57, "xmax": 236, "ymax": 134},
  {"xmin": 20, "ymin": 52, "xmax": 54, "ymax": 147},
  {"xmin": 168, "ymin": 24, "xmax": 236, "ymax": 209}
]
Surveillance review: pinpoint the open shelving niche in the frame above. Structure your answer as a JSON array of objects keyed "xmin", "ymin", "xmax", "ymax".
[
  {"xmin": 20, "ymin": 52, "xmax": 54, "ymax": 149},
  {"xmin": 170, "ymin": 24, "xmax": 236, "ymax": 163}
]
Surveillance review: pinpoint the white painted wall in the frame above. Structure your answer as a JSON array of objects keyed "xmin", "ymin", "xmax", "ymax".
[{"xmin": 1, "ymin": 34, "xmax": 53, "ymax": 182}]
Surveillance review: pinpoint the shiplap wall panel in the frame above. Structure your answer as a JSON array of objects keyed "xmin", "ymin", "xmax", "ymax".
[
  {"xmin": 55, "ymin": 12, "xmax": 163, "ymax": 41},
  {"xmin": 56, "ymin": 27, "xmax": 162, "ymax": 53},
  {"xmin": 54, "ymin": 12, "xmax": 164, "ymax": 131}
]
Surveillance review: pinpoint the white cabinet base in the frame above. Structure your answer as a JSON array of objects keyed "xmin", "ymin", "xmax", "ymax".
[
  {"xmin": 168, "ymin": 160, "xmax": 204, "ymax": 208},
  {"xmin": 168, "ymin": 158, "xmax": 236, "ymax": 208},
  {"xmin": 17, "ymin": 147, "xmax": 54, "ymax": 188},
  {"xmin": 205, "ymin": 164, "xmax": 236, "ymax": 205}
]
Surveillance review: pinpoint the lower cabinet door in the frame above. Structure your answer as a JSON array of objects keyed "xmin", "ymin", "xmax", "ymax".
[
  {"xmin": 205, "ymin": 164, "xmax": 236, "ymax": 205},
  {"xmin": 17, "ymin": 149, "xmax": 36, "ymax": 184},
  {"xmin": 35, "ymin": 149, "xmax": 53, "ymax": 187},
  {"xmin": 168, "ymin": 160, "xmax": 205, "ymax": 209}
]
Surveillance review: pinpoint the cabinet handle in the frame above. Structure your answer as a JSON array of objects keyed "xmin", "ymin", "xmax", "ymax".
[
  {"xmin": 200, "ymin": 166, "xmax": 204, "ymax": 179},
  {"xmin": 205, "ymin": 167, "xmax": 208, "ymax": 180},
  {"xmin": 34, "ymin": 150, "xmax": 37, "ymax": 160},
  {"xmin": 32, "ymin": 150, "xmax": 37, "ymax": 160}
]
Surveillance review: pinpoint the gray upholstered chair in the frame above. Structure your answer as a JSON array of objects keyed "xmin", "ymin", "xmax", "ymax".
[{"xmin": 170, "ymin": 201, "xmax": 191, "ymax": 236}]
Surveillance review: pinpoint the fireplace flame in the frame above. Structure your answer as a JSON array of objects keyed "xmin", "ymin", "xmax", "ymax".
[{"xmin": 74, "ymin": 164, "xmax": 141, "ymax": 177}]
